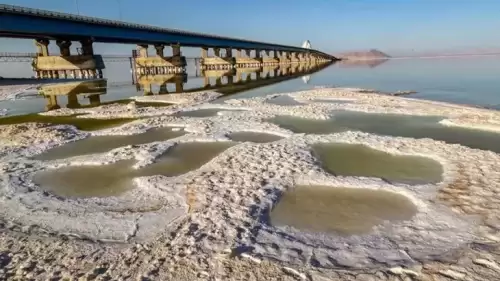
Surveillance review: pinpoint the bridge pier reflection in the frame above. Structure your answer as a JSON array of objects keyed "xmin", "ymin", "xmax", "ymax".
[{"xmin": 38, "ymin": 79, "xmax": 108, "ymax": 110}]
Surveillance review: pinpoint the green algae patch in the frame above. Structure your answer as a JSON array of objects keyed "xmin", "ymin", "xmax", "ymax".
[
  {"xmin": 0, "ymin": 113, "xmax": 136, "ymax": 131},
  {"xmin": 270, "ymin": 185, "xmax": 417, "ymax": 235},
  {"xmin": 312, "ymin": 143, "xmax": 443, "ymax": 184}
]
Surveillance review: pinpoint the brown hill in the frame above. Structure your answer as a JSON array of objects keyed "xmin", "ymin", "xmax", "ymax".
[{"xmin": 337, "ymin": 49, "xmax": 391, "ymax": 60}]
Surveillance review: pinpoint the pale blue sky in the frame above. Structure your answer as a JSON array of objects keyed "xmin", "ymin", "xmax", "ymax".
[{"xmin": 1, "ymin": 0, "xmax": 500, "ymax": 56}]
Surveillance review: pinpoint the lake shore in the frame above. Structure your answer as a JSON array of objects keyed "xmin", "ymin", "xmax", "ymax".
[{"xmin": 1, "ymin": 87, "xmax": 499, "ymax": 280}]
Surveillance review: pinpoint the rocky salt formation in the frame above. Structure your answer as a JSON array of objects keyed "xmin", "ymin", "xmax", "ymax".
[{"xmin": 0, "ymin": 88, "xmax": 499, "ymax": 280}]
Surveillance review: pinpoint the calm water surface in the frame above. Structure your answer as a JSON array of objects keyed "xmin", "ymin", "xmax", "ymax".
[{"xmin": 1, "ymin": 56, "xmax": 500, "ymax": 116}]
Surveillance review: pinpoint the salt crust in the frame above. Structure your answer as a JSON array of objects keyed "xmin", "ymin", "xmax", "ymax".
[{"xmin": 1, "ymin": 88, "xmax": 500, "ymax": 269}]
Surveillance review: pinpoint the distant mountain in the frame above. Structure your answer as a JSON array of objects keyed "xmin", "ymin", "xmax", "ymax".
[{"xmin": 337, "ymin": 49, "xmax": 391, "ymax": 60}]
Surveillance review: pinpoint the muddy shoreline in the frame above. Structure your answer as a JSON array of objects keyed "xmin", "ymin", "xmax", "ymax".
[{"xmin": 1, "ymin": 88, "xmax": 499, "ymax": 280}]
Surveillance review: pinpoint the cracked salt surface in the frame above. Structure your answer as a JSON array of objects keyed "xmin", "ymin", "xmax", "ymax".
[{"xmin": 1, "ymin": 88, "xmax": 500, "ymax": 272}]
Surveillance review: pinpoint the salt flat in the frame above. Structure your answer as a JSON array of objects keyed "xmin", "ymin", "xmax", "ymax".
[{"xmin": 1, "ymin": 87, "xmax": 499, "ymax": 280}]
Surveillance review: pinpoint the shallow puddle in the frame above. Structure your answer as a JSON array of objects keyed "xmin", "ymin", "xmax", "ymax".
[
  {"xmin": 270, "ymin": 185, "xmax": 417, "ymax": 235},
  {"xmin": 313, "ymin": 143, "xmax": 442, "ymax": 184},
  {"xmin": 270, "ymin": 111, "xmax": 500, "ymax": 153},
  {"xmin": 139, "ymin": 141, "xmax": 235, "ymax": 177},
  {"xmin": 227, "ymin": 131, "xmax": 283, "ymax": 143},
  {"xmin": 34, "ymin": 127, "xmax": 186, "ymax": 161},
  {"xmin": 33, "ymin": 142, "xmax": 234, "ymax": 198},
  {"xmin": 0, "ymin": 113, "xmax": 135, "ymax": 131},
  {"xmin": 33, "ymin": 160, "xmax": 136, "ymax": 198},
  {"xmin": 266, "ymin": 95, "xmax": 303, "ymax": 106},
  {"xmin": 175, "ymin": 108, "xmax": 242, "ymax": 117}
]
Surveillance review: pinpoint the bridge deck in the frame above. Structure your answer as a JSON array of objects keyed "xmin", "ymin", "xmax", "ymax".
[{"xmin": 0, "ymin": 4, "xmax": 334, "ymax": 58}]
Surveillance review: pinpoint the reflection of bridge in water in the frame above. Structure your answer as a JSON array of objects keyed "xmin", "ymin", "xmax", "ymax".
[
  {"xmin": 39, "ymin": 61, "xmax": 332, "ymax": 110},
  {"xmin": 135, "ymin": 61, "xmax": 332, "ymax": 96},
  {"xmin": 39, "ymin": 79, "xmax": 108, "ymax": 110}
]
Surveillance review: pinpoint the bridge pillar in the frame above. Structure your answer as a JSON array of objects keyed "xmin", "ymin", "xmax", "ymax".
[
  {"xmin": 35, "ymin": 39, "xmax": 50, "ymax": 57},
  {"xmin": 201, "ymin": 47, "xmax": 235, "ymax": 70},
  {"xmin": 255, "ymin": 49, "xmax": 261, "ymax": 59},
  {"xmin": 214, "ymin": 48, "xmax": 221, "ymax": 57},
  {"xmin": 172, "ymin": 44, "xmax": 181, "ymax": 57},
  {"xmin": 137, "ymin": 44, "xmax": 149, "ymax": 58},
  {"xmin": 56, "ymin": 40, "xmax": 72, "ymax": 57},
  {"xmin": 279, "ymin": 51, "xmax": 291, "ymax": 65},
  {"xmin": 134, "ymin": 44, "xmax": 186, "ymax": 76},
  {"xmin": 235, "ymin": 49, "xmax": 241, "ymax": 58},
  {"xmin": 154, "ymin": 44, "xmax": 165, "ymax": 57},
  {"xmin": 80, "ymin": 39, "xmax": 94, "ymax": 56},
  {"xmin": 33, "ymin": 38, "xmax": 104, "ymax": 80},
  {"xmin": 201, "ymin": 47, "xmax": 208, "ymax": 58}
]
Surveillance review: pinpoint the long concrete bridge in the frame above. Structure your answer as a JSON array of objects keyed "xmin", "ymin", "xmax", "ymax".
[{"xmin": 0, "ymin": 4, "xmax": 337, "ymax": 79}]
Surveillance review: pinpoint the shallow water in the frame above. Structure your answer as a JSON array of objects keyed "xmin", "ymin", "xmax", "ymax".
[
  {"xmin": 227, "ymin": 132, "xmax": 283, "ymax": 143},
  {"xmin": 33, "ymin": 160, "xmax": 135, "ymax": 198},
  {"xmin": 313, "ymin": 143, "xmax": 442, "ymax": 184},
  {"xmin": 136, "ymin": 141, "xmax": 235, "ymax": 177},
  {"xmin": 266, "ymin": 95, "xmax": 303, "ymax": 106},
  {"xmin": 34, "ymin": 127, "xmax": 186, "ymax": 160},
  {"xmin": 270, "ymin": 185, "xmax": 417, "ymax": 236},
  {"xmin": 0, "ymin": 113, "xmax": 135, "ymax": 131},
  {"xmin": 33, "ymin": 141, "xmax": 234, "ymax": 198},
  {"xmin": 175, "ymin": 108, "xmax": 241, "ymax": 117},
  {"xmin": 270, "ymin": 111, "xmax": 500, "ymax": 153}
]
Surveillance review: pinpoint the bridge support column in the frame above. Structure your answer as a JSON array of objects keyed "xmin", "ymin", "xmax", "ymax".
[
  {"xmin": 201, "ymin": 48, "xmax": 208, "ymax": 58},
  {"xmin": 134, "ymin": 44, "xmax": 186, "ymax": 77},
  {"xmin": 33, "ymin": 38, "xmax": 104, "ymax": 80},
  {"xmin": 80, "ymin": 39, "xmax": 94, "ymax": 55},
  {"xmin": 255, "ymin": 49, "xmax": 261, "ymax": 59},
  {"xmin": 279, "ymin": 51, "xmax": 291, "ymax": 65},
  {"xmin": 201, "ymin": 47, "xmax": 235, "ymax": 70},
  {"xmin": 56, "ymin": 40, "xmax": 72, "ymax": 57}
]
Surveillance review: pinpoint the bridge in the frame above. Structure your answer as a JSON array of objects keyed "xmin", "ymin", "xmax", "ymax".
[{"xmin": 0, "ymin": 4, "xmax": 336, "ymax": 80}]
